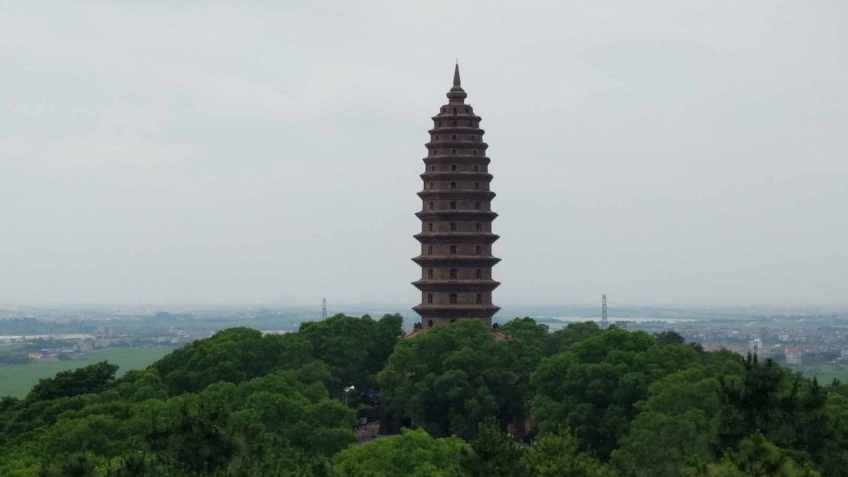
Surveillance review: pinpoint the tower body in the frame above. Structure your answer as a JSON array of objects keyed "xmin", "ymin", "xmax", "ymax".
[
  {"xmin": 412, "ymin": 66, "xmax": 501, "ymax": 328},
  {"xmin": 602, "ymin": 294, "xmax": 608, "ymax": 329}
]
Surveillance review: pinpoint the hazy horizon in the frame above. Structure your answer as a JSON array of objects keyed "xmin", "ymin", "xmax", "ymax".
[{"xmin": 2, "ymin": 2, "xmax": 846, "ymax": 308}]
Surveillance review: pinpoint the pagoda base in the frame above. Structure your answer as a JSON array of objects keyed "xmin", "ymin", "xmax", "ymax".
[{"xmin": 412, "ymin": 304, "xmax": 500, "ymax": 328}]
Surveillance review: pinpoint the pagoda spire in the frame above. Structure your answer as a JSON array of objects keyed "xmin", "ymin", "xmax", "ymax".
[{"xmin": 447, "ymin": 63, "xmax": 467, "ymax": 104}]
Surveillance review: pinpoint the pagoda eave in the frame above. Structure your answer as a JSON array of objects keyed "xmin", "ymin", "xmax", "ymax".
[
  {"xmin": 417, "ymin": 191, "xmax": 497, "ymax": 200},
  {"xmin": 419, "ymin": 172, "xmax": 493, "ymax": 181},
  {"xmin": 428, "ymin": 127, "xmax": 486, "ymax": 135},
  {"xmin": 423, "ymin": 157, "xmax": 491, "ymax": 165},
  {"xmin": 416, "ymin": 211, "xmax": 498, "ymax": 221},
  {"xmin": 413, "ymin": 233, "xmax": 500, "ymax": 244},
  {"xmin": 412, "ymin": 280, "xmax": 501, "ymax": 292},
  {"xmin": 425, "ymin": 141, "xmax": 489, "ymax": 150},
  {"xmin": 412, "ymin": 256, "xmax": 501, "ymax": 267},
  {"xmin": 430, "ymin": 114, "xmax": 482, "ymax": 122}
]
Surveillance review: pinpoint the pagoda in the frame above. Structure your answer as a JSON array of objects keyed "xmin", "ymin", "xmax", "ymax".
[{"xmin": 412, "ymin": 65, "xmax": 501, "ymax": 328}]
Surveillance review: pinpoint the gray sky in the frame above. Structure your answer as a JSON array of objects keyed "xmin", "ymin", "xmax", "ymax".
[{"xmin": 1, "ymin": 1, "xmax": 846, "ymax": 308}]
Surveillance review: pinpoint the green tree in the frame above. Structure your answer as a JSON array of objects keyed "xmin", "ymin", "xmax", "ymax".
[
  {"xmin": 655, "ymin": 331, "xmax": 685, "ymax": 347},
  {"xmin": 27, "ymin": 361, "xmax": 118, "ymax": 402},
  {"xmin": 460, "ymin": 418, "xmax": 530, "ymax": 477},
  {"xmin": 331, "ymin": 428, "xmax": 466, "ymax": 477},
  {"xmin": 299, "ymin": 313, "xmax": 403, "ymax": 401},
  {"xmin": 525, "ymin": 427, "xmax": 618, "ymax": 477},
  {"xmin": 499, "ymin": 318, "xmax": 550, "ymax": 351},
  {"xmin": 152, "ymin": 327, "xmax": 316, "ymax": 395},
  {"xmin": 686, "ymin": 432, "xmax": 821, "ymax": 477},
  {"xmin": 546, "ymin": 321, "xmax": 602, "ymax": 356},
  {"xmin": 531, "ymin": 328, "xmax": 700, "ymax": 459},
  {"xmin": 378, "ymin": 320, "xmax": 539, "ymax": 439},
  {"xmin": 613, "ymin": 366, "xmax": 721, "ymax": 477}
]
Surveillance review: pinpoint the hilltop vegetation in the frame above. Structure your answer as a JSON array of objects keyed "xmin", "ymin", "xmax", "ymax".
[{"xmin": 1, "ymin": 313, "xmax": 847, "ymax": 476}]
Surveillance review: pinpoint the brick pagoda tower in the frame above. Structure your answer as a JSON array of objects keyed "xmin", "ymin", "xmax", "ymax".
[{"xmin": 412, "ymin": 65, "xmax": 500, "ymax": 328}]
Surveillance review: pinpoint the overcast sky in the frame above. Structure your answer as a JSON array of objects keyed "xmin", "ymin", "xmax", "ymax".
[{"xmin": 1, "ymin": 1, "xmax": 846, "ymax": 308}]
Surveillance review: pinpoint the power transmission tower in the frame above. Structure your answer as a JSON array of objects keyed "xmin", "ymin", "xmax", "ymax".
[
  {"xmin": 601, "ymin": 294, "xmax": 608, "ymax": 329},
  {"xmin": 321, "ymin": 299, "xmax": 327, "ymax": 320}
]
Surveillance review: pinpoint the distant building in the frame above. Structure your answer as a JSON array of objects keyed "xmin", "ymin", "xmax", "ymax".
[
  {"xmin": 840, "ymin": 348, "xmax": 848, "ymax": 360},
  {"xmin": 27, "ymin": 352, "xmax": 43, "ymax": 360},
  {"xmin": 76, "ymin": 339, "xmax": 94, "ymax": 353},
  {"xmin": 785, "ymin": 346, "xmax": 802, "ymax": 365},
  {"xmin": 749, "ymin": 338, "xmax": 763, "ymax": 351},
  {"xmin": 724, "ymin": 344, "xmax": 743, "ymax": 355},
  {"xmin": 778, "ymin": 334, "xmax": 789, "ymax": 342}
]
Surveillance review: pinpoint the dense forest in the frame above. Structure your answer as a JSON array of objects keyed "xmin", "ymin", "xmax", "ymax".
[{"xmin": 1, "ymin": 314, "xmax": 846, "ymax": 476}]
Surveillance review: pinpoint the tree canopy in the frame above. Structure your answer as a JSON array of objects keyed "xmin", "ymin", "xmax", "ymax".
[
  {"xmin": 2, "ymin": 315, "xmax": 848, "ymax": 477},
  {"xmin": 378, "ymin": 320, "xmax": 540, "ymax": 439}
]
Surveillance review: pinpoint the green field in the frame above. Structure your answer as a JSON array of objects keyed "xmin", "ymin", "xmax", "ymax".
[
  {"xmin": 794, "ymin": 363, "xmax": 848, "ymax": 384},
  {"xmin": 0, "ymin": 347, "xmax": 173, "ymax": 399}
]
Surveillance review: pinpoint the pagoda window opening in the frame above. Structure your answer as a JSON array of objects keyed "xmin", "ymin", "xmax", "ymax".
[
  {"xmin": 476, "ymin": 245, "xmax": 482, "ymax": 255},
  {"xmin": 428, "ymin": 269, "xmax": 434, "ymax": 279},
  {"xmin": 441, "ymin": 108, "xmax": 445, "ymax": 114},
  {"xmin": 474, "ymin": 165, "xmax": 479, "ymax": 172},
  {"xmin": 452, "ymin": 107, "xmax": 457, "ymax": 116},
  {"xmin": 465, "ymin": 107, "xmax": 469, "ymax": 113},
  {"xmin": 437, "ymin": 121, "xmax": 441, "ymax": 126},
  {"xmin": 452, "ymin": 134, "xmax": 457, "ymax": 140},
  {"xmin": 427, "ymin": 294, "xmax": 433, "ymax": 304},
  {"xmin": 429, "ymin": 202, "xmax": 434, "ymax": 210},
  {"xmin": 476, "ymin": 269, "xmax": 482, "ymax": 279},
  {"xmin": 450, "ymin": 201, "xmax": 456, "ymax": 210},
  {"xmin": 450, "ymin": 223, "xmax": 457, "ymax": 231},
  {"xmin": 450, "ymin": 269, "xmax": 457, "ymax": 279},
  {"xmin": 450, "ymin": 294, "xmax": 458, "ymax": 304},
  {"xmin": 428, "ymin": 319, "xmax": 433, "ymax": 327},
  {"xmin": 450, "ymin": 182, "xmax": 456, "ymax": 190},
  {"xmin": 436, "ymin": 135, "xmax": 440, "ymax": 140},
  {"xmin": 473, "ymin": 149, "xmax": 478, "ymax": 155},
  {"xmin": 452, "ymin": 121, "xmax": 457, "ymax": 126},
  {"xmin": 431, "ymin": 165, "xmax": 436, "ymax": 172},
  {"xmin": 474, "ymin": 182, "xmax": 479, "ymax": 190},
  {"xmin": 428, "ymin": 223, "xmax": 433, "ymax": 231},
  {"xmin": 476, "ymin": 223, "xmax": 482, "ymax": 232},
  {"xmin": 429, "ymin": 183, "xmax": 435, "ymax": 190},
  {"xmin": 475, "ymin": 202, "xmax": 481, "ymax": 210},
  {"xmin": 476, "ymin": 294, "xmax": 483, "ymax": 304},
  {"xmin": 428, "ymin": 245, "xmax": 433, "ymax": 254},
  {"xmin": 471, "ymin": 135, "xmax": 475, "ymax": 141},
  {"xmin": 451, "ymin": 164, "xmax": 457, "ymax": 171},
  {"xmin": 450, "ymin": 245, "xmax": 457, "ymax": 254},
  {"xmin": 431, "ymin": 149, "xmax": 436, "ymax": 156},
  {"xmin": 452, "ymin": 149, "xmax": 456, "ymax": 155}
]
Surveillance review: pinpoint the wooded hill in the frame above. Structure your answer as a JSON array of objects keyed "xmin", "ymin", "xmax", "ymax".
[{"xmin": 1, "ymin": 314, "xmax": 844, "ymax": 477}]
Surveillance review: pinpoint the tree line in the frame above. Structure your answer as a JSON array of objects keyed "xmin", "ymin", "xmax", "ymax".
[{"xmin": 1, "ymin": 313, "xmax": 846, "ymax": 476}]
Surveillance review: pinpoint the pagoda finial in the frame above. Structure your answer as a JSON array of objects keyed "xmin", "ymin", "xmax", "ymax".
[{"xmin": 447, "ymin": 63, "xmax": 467, "ymax": 103}]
